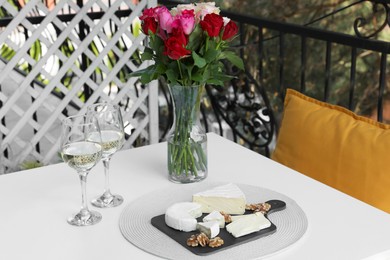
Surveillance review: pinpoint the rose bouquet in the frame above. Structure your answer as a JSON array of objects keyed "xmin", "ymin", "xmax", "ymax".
[
  {"xmin": 131, "ymin": 2, "xmax": 243, "ymax": 86},
  {"xmin": 130, "ymin": 2, "xmax": 243, "ymax": 182}
]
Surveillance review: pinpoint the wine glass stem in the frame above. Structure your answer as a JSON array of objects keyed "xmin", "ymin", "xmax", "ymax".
[
  {"xmin": 103, "ymin": 157, "xmax": 112, "ymax": 196},
  {"xmin": 79, "ymin": 171, "xmax": 90, "ymax": 214}
]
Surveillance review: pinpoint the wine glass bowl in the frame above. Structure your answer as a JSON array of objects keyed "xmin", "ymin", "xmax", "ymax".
[
  {"xmin": 87, "ymin": 103, "xmax": 125, "ymax": 208},
  {"xmin": 61, "ymin": 114, "xmax": 103, "ymax": 226}
]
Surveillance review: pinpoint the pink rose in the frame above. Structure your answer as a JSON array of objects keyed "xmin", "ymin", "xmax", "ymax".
[
  {"xmin": 156, "ymin": 6, "xmax": 174, "ymax": 33},
  {"xmin": 176, "ymin": 9, "xmax": 195, "ymax": 35}
]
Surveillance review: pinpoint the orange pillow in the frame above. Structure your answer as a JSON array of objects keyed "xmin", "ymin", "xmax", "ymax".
[{"xmin": 272, "ymin": 89, "xmax": 390, "ymax": 213}]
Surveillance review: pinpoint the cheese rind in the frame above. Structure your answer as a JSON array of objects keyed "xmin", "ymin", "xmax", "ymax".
[
  {"xmin": 196, "ymin": 221, "xmax": 220, "ymax": 238},
  {"xmin": 192, "ymin": 183, "xmax": 246, "ymax": 214},
  {"xmin": 165, "ymin": 202, "xmax": 202, "ymax": 232},
  {"xmin": 226, "ymin": 212, "xmax": 271, "ymax": 238},
  {"xmin": 203, "ymin": 210, "xmax": 225, "ymax": 228}
]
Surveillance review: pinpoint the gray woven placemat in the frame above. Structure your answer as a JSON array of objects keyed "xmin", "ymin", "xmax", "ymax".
[{"xmin": 119, "ymin": 182, "xmax": 308, "ymax": 260}]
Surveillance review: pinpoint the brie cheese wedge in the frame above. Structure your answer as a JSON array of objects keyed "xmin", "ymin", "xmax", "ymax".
[
  {"xmin": 165, "ymin": 202, "xmax": 202, "ymax": 232},
  {"xmin": 226, "ymin": 212, "xmax": 271, "ymax": 238},
  {"xmin": 203, "ymin": 210, "xmax": 225, "ymax": 228},
  {"xmin": 196, "ymin": 221, "xmax": 220, "ymax": 238},
  {"xmin": 192, "ymin": 183, "xmax": 246, "ymax": 214}
]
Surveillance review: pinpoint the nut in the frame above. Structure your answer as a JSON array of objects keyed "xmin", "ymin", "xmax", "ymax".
[
  {"xmin": 209, "ymin": 237, "xmax": 224, "ymax": 248},
  {"xmin": 220, "ymin": 211, "xmax": 232, "ymax": 223},
  {"xmin": 246, "ymin": 202, "xmax": 271, "ymax": 214},
  {"xmin": 196, "ymin": 233, "xmax": 209, "ymax": 247},
  {"xmin": 186, "ymin": 234, "xmax": 199, "ymax": 247}
]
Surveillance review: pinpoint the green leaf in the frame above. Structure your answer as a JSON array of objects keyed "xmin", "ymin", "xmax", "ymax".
[
  {"xmin": 128, "ymin": 65, "xmax": 155, "ymax": 78},
  {"xmin": 192, "ymin": 52, "xmax": 206, "ymax": 68},
  {"xmin": 187, "ymin": 25, "xmax": 202, "ymax": 51},
  {"xmin": 150, "ymin": 35, "xmax": 164, "ymax": 52},
  {"xmin": 141, "ymin": 47, "xmax": 154, "ymax": 61},
  {"xmin": 212, "ymin": 73, "xmax": 236, "ymax": 82},
  {"xmin": 206, "ymin": 78, "xmax": 224, "ymax": 86},
  {"xmin": 166, "ymin": 69, "xmax": 178, "ymax": 84},
  {"xmin": 204, "ymin": 49, "xmax": 219, "ymax": 63},
  {"xmin": 140, "ymin": 73, "xmax": 152, "ymax": 84},
  {"xmin": 221, "ymin": 51, "xmax": 244, "ymax": 70},
  {"xmin": 155, "ymin": 63, "xmax": 166, "ymax": 74},
  {"xmin": 191, "ymin": 71, "xmax": 203, "ymax": 82}
]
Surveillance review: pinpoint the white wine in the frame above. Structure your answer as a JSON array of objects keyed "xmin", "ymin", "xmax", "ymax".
[
  {"xmin": 88, "ymin": 130, "xmax": 124, "ymax": 157},
  {"xmin": 62, "ymin": 141, "xmax": 102, "ymax": 171}
]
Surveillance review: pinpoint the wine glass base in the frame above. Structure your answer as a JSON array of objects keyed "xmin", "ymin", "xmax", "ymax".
[
  {"xmin": 67, "ymin": 210, "xmax": 102, "ymax": 226},
  {"xmin": 91, "ymin": 193, "xmax": 123, "ymax": 208}
]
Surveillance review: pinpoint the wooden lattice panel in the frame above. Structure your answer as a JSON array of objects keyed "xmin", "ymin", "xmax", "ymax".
[{"xmin": 0, "ymin": 0, "xmax": 158, "ymax": 173}]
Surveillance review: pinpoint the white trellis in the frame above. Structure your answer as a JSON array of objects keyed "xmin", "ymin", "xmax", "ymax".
[{"xmin": 0, "ymin": 0, "xmax": 158, "ymax": 173}]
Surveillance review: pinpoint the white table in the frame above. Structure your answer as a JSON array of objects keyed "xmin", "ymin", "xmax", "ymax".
[{"xmin": 1, "ymin": 133, "xmax": 390, "ymax": 260}]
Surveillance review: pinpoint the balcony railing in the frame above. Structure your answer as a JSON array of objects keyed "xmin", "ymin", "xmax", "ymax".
[{"xmin": 0, "ymin": 0, "xmax": 389, "ymax": 173}]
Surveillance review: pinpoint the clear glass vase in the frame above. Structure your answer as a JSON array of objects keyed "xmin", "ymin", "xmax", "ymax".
[{"xmin": 167, "ymin": 84, "xmax": 207, "ymax": 183}]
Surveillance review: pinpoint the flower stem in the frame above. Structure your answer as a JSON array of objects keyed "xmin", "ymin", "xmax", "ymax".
[
  {"xmin": 177, "ymin": 60, "xmax": 184, "ymax": 84},
  {"xmin": 167, "ymin": 84, "xmax": 207, "ymax": 180}
]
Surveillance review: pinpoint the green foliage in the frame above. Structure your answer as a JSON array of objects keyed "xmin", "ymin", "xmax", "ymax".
[{"xmin": 20, "ymin": 160, "xmax": 43, "ymax": 170}]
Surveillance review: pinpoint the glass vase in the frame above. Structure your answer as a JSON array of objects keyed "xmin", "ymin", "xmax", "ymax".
[{"xmin": 167, "ymin": 84, "xmax": 207, "ymax": 183}]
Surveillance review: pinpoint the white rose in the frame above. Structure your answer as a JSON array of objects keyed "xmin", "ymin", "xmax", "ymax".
[
  {"xmin": 195, "ymin": 2, "xmax": 220, "ymax": 20},
  {"xmin": 223, "ymin": 17, "xmax": 231, "ymax": 26}
]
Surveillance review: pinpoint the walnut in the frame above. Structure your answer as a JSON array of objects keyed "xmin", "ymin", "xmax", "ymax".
[
  {"xmin": 209, "ymin": 237, "xmax": 224, "ymax": 248},
  {"xmin": 246, "ymin": 202, "xmax": 271, "ymax": 214},
  {"xmin": 186, "ymin": 234, "xmax": 199, "ymax": 247},
  {"xmin": 220, "ymin": 211, "xmax": 232, "ymax": 223},
  {"xmin": 196, "ymin": 233, "xmax": 209, "ymax": 247}
]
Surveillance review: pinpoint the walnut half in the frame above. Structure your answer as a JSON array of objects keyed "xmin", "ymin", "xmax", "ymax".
[
  {"xmin": 186, "ymin": 234, "xmax": 199, "ymax": 247},
  {"xmin": 246, "ymin": 202, "xmax": 271, "ymax": 214},
  {"xmin": 209, "ymin": 237, "xmax": 224, "ymax": 248},
  {"xmin": 196, "ymin": 233, "xmax": 209, "ymax": 247},
  {"xmin": 220, "ymin": 211, "xmax": 232, "ymax": 223}
]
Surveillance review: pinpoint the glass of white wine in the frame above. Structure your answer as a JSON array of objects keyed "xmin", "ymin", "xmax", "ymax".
[
  {"xmin": 61, "ymin": 114, "xmax": 103, "ymax": 226},
  {"xmin": 87, "ymin": 103, "xmax": 125, "ymax": 208}
]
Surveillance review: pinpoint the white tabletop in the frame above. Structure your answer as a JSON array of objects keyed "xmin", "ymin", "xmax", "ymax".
[{"xmin": 1, "ymin": 133, "xmax": 390, "ymax": 260}]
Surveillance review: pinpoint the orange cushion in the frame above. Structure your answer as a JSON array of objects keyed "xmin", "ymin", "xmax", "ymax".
[{"xmin": 272, "ymin": 88, "xmax": 390, "ymax": 213}]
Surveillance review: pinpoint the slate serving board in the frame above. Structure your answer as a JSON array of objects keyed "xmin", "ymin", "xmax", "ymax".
[{"xmin": 151, "ymin": 199, "xmax": 286, "ymax": 256}]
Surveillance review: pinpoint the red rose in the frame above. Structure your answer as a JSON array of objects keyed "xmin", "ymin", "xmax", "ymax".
[
  {"xmin": 164, "ymin": 35, "xmax": 191, "ymax": 60},
  {"xmin": 140, "ymin": 7, "xmax": 156, "ymax": 20},
  {"xmin": 141, "ymin": 17, "xmax": 157, "ymax": 35},
  {"xmin": 200, "ymin": 13, "xmax": 223, "ymax": 37},
  {"xmin": 222, "ymin": 20, "xmax": 238, "ymax": 40},
  {"xmin": 170, "ymin": 27, "xmax": 188, "ymax": 45}
]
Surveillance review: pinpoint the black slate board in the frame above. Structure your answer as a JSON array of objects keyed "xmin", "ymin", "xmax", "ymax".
[{"xmin": 151, "ymin": 200, "xmax": 286, "ymax": 256}]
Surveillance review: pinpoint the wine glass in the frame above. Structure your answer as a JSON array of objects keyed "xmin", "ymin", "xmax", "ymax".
[
  {"xmin": 87, "ymin": 103, "xmax": 125, "ymax": 208},
  {"xmin": 60, "ymin": 114, "xmax": 103, "ymax": 226}
]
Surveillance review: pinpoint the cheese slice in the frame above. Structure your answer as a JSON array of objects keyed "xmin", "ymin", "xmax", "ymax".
[
  {"xmin": 203, "ymin": 210, "xmax": 225, "ymax": 228},
  {"xmin": 231, "ymin": 212, "xmax": 263, "ymax": 222},
  {"xmin": 226, "ymin": 212, "xmax": 271, "ymax": 238},
  {"xmin": 165, "ymin": 202, "xmax": 202, "ymax": 232},
  {"xmin": 196, "ymin": 221, "xmax": 220, "ymax": 238},
  {"xmin": 192, "ymin": 183, "xmax": 246, "ymax": 214}
]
